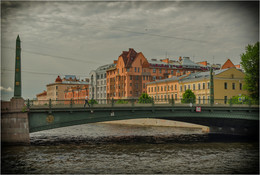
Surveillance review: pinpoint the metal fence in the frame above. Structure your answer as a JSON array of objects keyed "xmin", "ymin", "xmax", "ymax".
[{"xmin": 25, "ymin": 98, "xmax": 259, "ymax": 109}]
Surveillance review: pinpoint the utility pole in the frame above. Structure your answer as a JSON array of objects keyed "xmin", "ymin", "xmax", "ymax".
[
  {"xmin": 210, "ymin": 67, "xmax": 214, "ymax": 105},
  {"xmin": 14, "ymin": 35, "xmax": 22, "ymax": 98}
]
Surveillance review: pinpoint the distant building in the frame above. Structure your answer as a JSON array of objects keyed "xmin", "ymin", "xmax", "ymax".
[
  {"xmin": 106, "ymin": 48, "xmax": 213, "ymax": 100},
  {"xmin": 36, "ymin": 75, "xmax": 89, "ymax": 104},
  {"xmin": 221, "ymin": 59, "xmax": 240, "ymax": 70},
  {"xmin": 147, "ymin": 67, "xmax": 248, "ymax": 105},
  {"xmin": 64, "ymin": 85, "xmax": 89, "ymax": 104},
  {"xmin": 89, "ymin": 63, "xmax": 115, "ymax": 103}
]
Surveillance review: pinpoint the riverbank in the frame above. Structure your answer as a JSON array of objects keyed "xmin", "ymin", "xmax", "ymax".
[{"xmin": 100, "ymin": 118, "xmax": 209, "ymax": 133}]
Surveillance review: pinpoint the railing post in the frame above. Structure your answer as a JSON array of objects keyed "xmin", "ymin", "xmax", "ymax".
[
  {"xmin": 27, "ymin": 99, "xmax": 30, "ymax": 109},
  {"xmin": 152, "ymin": 97, "xmax": 155, "ymax": 113},
  {"xmin": 49, "ymin": 99, "xmax": 52, "ymax": 109},
  {"xmin": 112, "ymin": 98, "xmax": 114, "ymax": 107},
  {"xmin": 248, "ymin": 98, "xmax": 251, "ymax": 107},
  {"xmin": 131, "ymin": 99, "xmax": 134, "ymax": 107},
  {"xmin": 70, "ymin": 98, "xmax": 73, "ymax": 109}
]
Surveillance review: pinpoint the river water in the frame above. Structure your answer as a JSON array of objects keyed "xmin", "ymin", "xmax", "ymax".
[{"xmin": 1, "ymin": 122, "xmax": 259, "ymax": 174}]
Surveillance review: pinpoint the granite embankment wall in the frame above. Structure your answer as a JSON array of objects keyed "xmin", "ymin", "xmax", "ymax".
[{"xmin": 1, "ymin": 99, "xmax": 30, "ymax": 145}]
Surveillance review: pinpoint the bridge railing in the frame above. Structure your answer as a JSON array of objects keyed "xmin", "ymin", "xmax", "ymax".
[{"xmin": 26, "ymin": 98, "xmax": 259, "ymax": 109}]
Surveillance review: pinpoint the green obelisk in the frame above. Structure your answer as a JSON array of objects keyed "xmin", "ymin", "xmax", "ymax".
[{"xmin": 14, "ymin": 35, "xmax": 22, "ymax": 98}]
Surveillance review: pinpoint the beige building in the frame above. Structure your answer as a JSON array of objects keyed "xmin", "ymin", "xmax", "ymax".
[
  {"xmin": 179, "ymin": 67, "xmax": 248, "ymax": 104},
  {"xmin": 36, "ymin": 75, "xmax": 89, "ymax": 104}
]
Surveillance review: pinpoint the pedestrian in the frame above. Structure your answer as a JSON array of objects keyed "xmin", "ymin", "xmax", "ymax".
[{"xmin": 84, "ymin": 95, "xmax": 90, "ymax": 108}]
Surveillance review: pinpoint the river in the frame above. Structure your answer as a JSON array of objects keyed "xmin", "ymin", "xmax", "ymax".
[{"xmin": 1, "ymin": 122, "xmax": 259, "ymax": 174}]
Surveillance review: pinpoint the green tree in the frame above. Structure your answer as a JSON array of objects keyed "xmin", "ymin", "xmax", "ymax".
[
  {"xmin": 240, "ymin": 42, "xmax": 259, "ymax": 102},
  {"xmin": 89, "ymin": 99, "xmax": 98, "ymax": 105},
  {"xmin": 138, "ymin": 93, "xmax": 153, "ymax": 103},
  {"xmin": 181, "ymin": 89, "xmax": 196, "ymax": 103},
  {"xmin": 116, "ymin": 99, "xmax": 128, "ymax": 104},
  {"xmin": 228, "ymin": 94, "xmax": 257, "ymax": 105}
]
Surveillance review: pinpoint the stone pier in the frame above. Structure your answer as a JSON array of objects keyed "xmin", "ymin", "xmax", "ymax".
[{"xmin": 1, "ymin": 98, "xmax": 30, "ymax": 145}]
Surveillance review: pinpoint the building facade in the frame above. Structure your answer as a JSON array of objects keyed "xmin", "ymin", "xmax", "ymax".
[
  {"xmin": 36, "ymin": 75, "xmax": 89, "ymax": 104},
  {"xmin": 89, "ymin": 63, "xmax": 115, "ymax": 103},
  {"xmin": 179, "ymin": 67, "xmax": 248, "ymax": 104},
  {"xmin": 106, "ymin": 48, "xmax": 214, "ymax": 100},
  {"xmin": 147, "ymin": 67, "xmax": 248, "ymax": 105},
  {"xmin": 64, "ymin": 85, "xmax": 89, "ymax": 104}
]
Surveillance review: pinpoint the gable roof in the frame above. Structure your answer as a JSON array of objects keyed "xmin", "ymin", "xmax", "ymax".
[
  {"xmin": 221, "ymin": 59, "xmax": 235, "ymax": 69},
  {"xmin": 119, "ymin": 48, "xmax": 138, "ymax": 68}
]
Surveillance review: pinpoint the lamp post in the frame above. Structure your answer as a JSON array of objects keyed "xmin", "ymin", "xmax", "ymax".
[{"xmin": 210, "ymin": 67, "xmax": 214, "ymax": 105}]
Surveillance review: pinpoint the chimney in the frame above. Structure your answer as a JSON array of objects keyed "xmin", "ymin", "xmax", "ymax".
[{"xmin": 113, "ymin": 60, "xmax": 118, "ymax": 64}]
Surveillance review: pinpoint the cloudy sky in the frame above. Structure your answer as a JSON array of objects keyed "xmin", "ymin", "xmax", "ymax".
[{"xmin": 1, "ymin": 1, "xmax": 259, "ymax": 100}]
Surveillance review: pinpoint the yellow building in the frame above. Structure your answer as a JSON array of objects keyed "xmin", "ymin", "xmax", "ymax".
[
  {"xmin": 146, "ymin": 76, "xmax": 180, "ymax": 102},
  {"xmin": 179, "ymin": 67, "xmax": 248, "ymax": 104}
]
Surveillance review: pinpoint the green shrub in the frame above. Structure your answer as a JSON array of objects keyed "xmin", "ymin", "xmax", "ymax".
[
  {"xmin": 116, "ymin": 99, "xmax": 128, "ymax": 104},
  {"xmin": 89, "ymin": 99, "xmax": 98, "ymax": 105},
  {"xmin": 181, "ymin": 89, "xmax": 196, "ymax": 104},
  {"xmin": 138, "ymin": 93, "xmax": 153, "ymax": 103}
]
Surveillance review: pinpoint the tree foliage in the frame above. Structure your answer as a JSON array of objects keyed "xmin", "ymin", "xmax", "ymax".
[
  {"xmin": 116, "ymin": 99, "xmax": 128, "ymax": 104},
  {"xmin": 228, "ymin": 94, "xmax": 258, "ymax": 105},
  {"xmin": 240, "ymin": 42, "xmax": 259, "ymax": 102},
  {"xmin": 89, "ymin": 99, "xmax": 98, "ymax": 104},
  {"xmin": 138, "ymin": 93, "xmax": 153, "ymax": 103},
  {"xmin": 181, "ymin": 89, "xmax": 196, "ymax": 103}
]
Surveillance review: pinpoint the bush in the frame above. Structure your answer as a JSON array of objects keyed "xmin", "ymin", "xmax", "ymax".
[
  {"xmin": 228, "ymin": 94, "xmax": 257, "ymax": 105},
  {"xmin": 89, "ymin": 99, "xmax": 98, "ymax": 105},
  {"xmin": 181, "ymin": 89, "xmax": 196, "ymax": 104},
  {"xmin": 116, "ymin": 99, "xmax": 128, "ymax": 104},
  {"xmin": 138, "ymin": 93, "xmax": 153, "ymax": 103}
]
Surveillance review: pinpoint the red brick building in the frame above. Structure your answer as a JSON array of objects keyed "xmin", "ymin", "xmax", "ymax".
[{"xmin": 64, "ymin": 85, "xmax": 89, "ymax": 104}]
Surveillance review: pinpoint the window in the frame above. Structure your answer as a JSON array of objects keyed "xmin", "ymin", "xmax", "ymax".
[
  {"xmin": 130, "ymin": 76, "xmax": 132, "ymax": 80},
  {"xmin": 184, "ymin": 85, "xmax": 187, "ymax": 91},
  {"xmin": 127, "ymin": 68, "xmax": 130, "ymax": 72},
  {"xmin": 159, "ymin": 69, "xmax": 162, "ymax": 73},
  {"xmin": 198, "ymin": 96, "xmax": 201, "ymax": 104},
  {"xmin": 203, "ymin": 96, "xmax": 205, "ymax": 104},
  {"xmin": 143, "ymin": 84, "xmax": 145, "ymax": 88},
  {"xmin": 175, "ymin": 93, "xmax": 177, "ymax": 100},
  {"xmin": 224, "ymin": 82, "xmax": 227, "ymax": 89},
  {"xmin": 208, "ymin": 96, "xmax": 210, "ymax": 104},
  {"xmin": 56, "ymin": 86, "xmax": 58, "ymax": 90},
  {"xmin": 105, "ymin": 73, "xmax": 107, "ymax": 78},
  {"xmin": 151, "ymin": 87, "xmax": 153, "ymax": 92},
  {"xmin": 240, "ymin": 83, "xmax": 242, "ymax": 90},
  {"xmin": 130, "ymin": 91, "xmax": 132, "ymax": 94},
  {"xmin": 143, "ymin": 76, "xmax": 145, "ymax": 80},
  {"xmin": 101, "ymin": 74, "xmax": 103, "ymax": 79},
  {"xmin": 136, "ymin": 76, "xmax": 138, "ymax": 80},
  {"xmin": 180, "ymin": 85, "xmax": 182, "ymax": 92},
  {"xmin": 198, "ymin": 83, "xmax": 201, "ymax": 90},
  {"xmin": 207, "ymin": 82, "xmax": 210, "ymax": 89},
  {"xmin": 138, "ymin": 67, "xmax": 140, "ymax": 72},
  {"xmin": 203, "ymin": 83, "xmax": 205, "ymax": 89},
  {"xmin": 153, "ymin": 69, "xmax": 156, "ymax": 73},
  {"xmin": 164, "ymin": 86, "xmax": 167, "ymax": 91},
  {"xmin": 188, "ymin": 85, "xmax": 190, "ymax": 90},
  {"xmin": 171, "ymin": 85, "xmax": 173, "ymax": 90},
  {"xmin": 175, "ymin": 84, "xmax": 177, "ymax": 90},
  {"xmin": 122, "ymin": 68, "xmax": 124, "ymax": 73},
  {"xmin": 161, "ymin": 86, "xmax": 163, "ymax": 91},
  {"xmin": 153, "ymin": 76, "xmax": 156, "ymax": 80},
  {"xmin": 148, "ymin": 87, "xmax": 150, "ymax": 92},
  {"xmin": 171, "ymin": 70, "xmax": 173, "ymax": 74},
  {"xmin": 232, "ymin": 83, "xmax": 235, "ymax": 90},
  {"xmin": 193, "ymin": 84, "xmax": 195, "ymax": 90},
  {"xmin": 135, "ymin": 67, "xmax": 137, "ymax": 72},
  {"xmin": 159, "ymin": 76, "xmax": 162, "ymax": 80}
]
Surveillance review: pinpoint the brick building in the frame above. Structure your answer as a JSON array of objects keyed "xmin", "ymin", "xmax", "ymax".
[
  {"xmin": 64, "ymin": 85, "xmax": 89, "ymax": 104},
  {"xmin": 106, "ymin": 48, "xmax": 213, "ymax": 100}
]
